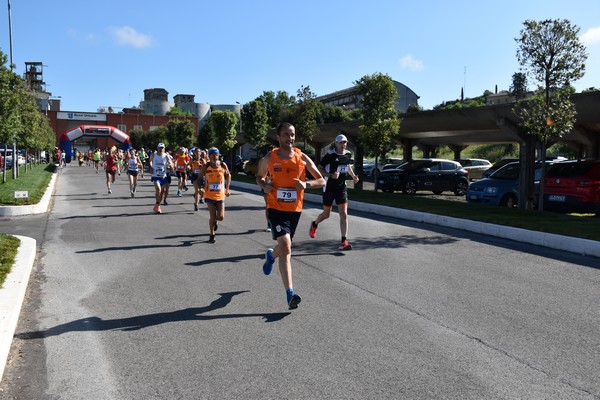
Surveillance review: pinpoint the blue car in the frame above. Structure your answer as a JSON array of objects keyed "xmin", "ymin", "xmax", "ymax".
[{"xmin": 466, "ymin": 161, "xmax": 546, "ymax": 207}]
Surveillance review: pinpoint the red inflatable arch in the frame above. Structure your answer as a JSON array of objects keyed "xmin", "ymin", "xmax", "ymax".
[{"xmin": 59, "ymin": 125, "xmax": 131, "ymax": 163}]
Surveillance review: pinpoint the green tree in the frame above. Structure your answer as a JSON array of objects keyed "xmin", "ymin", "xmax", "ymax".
[
  {"xmin": 166, "ymin": 106, "xmax": 193, "ymax": 117},
  {"xmin": 433, "ymin": 93, "xmax": 487, "ymax": 110},
  {"xmin": 509, "ymin": 72, "xmax": 528, "ymax": 99},
  {"xmin": 128, "ymin": 128, "xmax": 145, "ymax": 149},
  {"xmin": 147, "ymin": 127, "xmax": 167, "ymax": 150},
  {"xmin": 514, "ymin": 18, "xmax": 587, "ymax": 210},
  {"xmin": 317, "ymin": 104, "xmax": 351, "ymax": 124},
  {"xmin": 582, "ymin": 87, "xmax": 599, "ymax": 93},
  {"xmin": 165, "ymin": 119, "xmax": 195, "ymax": 149},
  {"xmin": 355, "ymin": 72, "xmax": 401, "ymax": 187},
  {"xmin": 209, "ymin": 110, "xmax": 238, "ymax": 154},
  {"xmin": 197, "ymin": 122, "xmax": 213, "ymax": 149},
  {"xmin": 406, "ymin": 103, "xmax": 423, "ymax": 113},
  {"xmin": 256, "ymin": 90, "xmax": 296, "ymax": 128},
  {"xmin": 18, "ymin": 88, "xmax": 53, "ymax": 171},
  {"xmin": 241, "ymin": 100, "xmax": 269, "ymax": 157},
  {"xmin": 0, "ymin": 51, "xmax": 24, "ymax": 182},
  {"xmin": 294, "ymin": 85, "xmax": 319, "ymax": 152}
]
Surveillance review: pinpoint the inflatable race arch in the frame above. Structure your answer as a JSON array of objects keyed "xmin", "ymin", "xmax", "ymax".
[{"xmin": 60, "ymin": 125, "xmax": 131, "ymax": 163}]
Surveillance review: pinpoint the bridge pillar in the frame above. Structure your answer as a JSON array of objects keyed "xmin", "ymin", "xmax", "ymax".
[
  {"xmin": 449, "ymin": 144, "xmax": 466, "ymax": 160},
  {"xmin": 401, "ymin": 139, "xmax": 414, "ymax": 161}
]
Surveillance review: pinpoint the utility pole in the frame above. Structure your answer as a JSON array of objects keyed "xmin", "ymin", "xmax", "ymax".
[{"xmin": 8, "ymin": 0, "xmax": 14, "ymax": 70}]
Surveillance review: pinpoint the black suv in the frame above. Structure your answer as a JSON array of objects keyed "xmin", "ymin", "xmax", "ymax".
[{"xmin": 377, "ymin": 159, "xmax": 470, "ymax": 195}]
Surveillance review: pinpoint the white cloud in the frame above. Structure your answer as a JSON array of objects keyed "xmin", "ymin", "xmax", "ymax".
[
  {"xmin": 399, "ymin": 54, "xmax": 424, "ymax": 71},
  {"xmin": 581, "ymin": 26, "xmax": 600, "ymax": 46},
  {"xmin": 109, "ymin": 26, "xmax": 153, "ymax": 48}
]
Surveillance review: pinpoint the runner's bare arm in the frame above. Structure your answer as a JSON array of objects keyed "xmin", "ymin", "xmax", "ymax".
[
  {"xmin": 256, "ymin": 153, "xmax": 273, "ymax": 193},
  {"xmin": 298, "ymin": 153, "xmax": 326, "ymax": 190}
]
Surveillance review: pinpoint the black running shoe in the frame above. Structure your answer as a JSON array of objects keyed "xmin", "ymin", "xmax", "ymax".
[{"xmin": 288, "ymin": 294, "xmax": 302, "ymax": 310}]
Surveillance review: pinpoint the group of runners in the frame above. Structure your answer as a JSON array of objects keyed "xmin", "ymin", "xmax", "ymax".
[
  {"xmin": 95, "ymin": 146, "xmax": 148, "ymax": 195},
  {"xmin": 83, "ymin": 122, "xmax": 358, "ymax": 309},
  {"xmin": 147, "ymin": 143, "xmax": 228, "ymax": 244}
]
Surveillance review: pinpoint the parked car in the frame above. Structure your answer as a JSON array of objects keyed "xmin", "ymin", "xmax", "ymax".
[
  {"xmin": 226, "ymin": 155, "xmax": 246, "ymax": 173},
  {"xmin": 363, "ymin": 157, "xmax": 403, "ymax": 176},
  {"xmin": 377, "ymin": 158, "xmax": 469, "ymax": 195},
  {"xmin": 382, "ymin": 161, "xmax": 407, "ymax": 171},
  {"xmin": 481, "ymin": 158, "xmax": 519, "ymax": 178},
  {"xmin": 243, "ymin": 157, "xmax": 259, "ymax": 176},
  {"xmin": 466, "ymin": 161, "xmax": 555, "ymax": 208},
  {"xmin": 457, "ymin": 158, "xmax": 492, "ymax": 180},
  {"xmin": 4, "ymin": 154, "xmax": 26, "ymax": 169},
  {"xmin": 543, "ymin": 160, "xmax": 600, "ymax": 215}
]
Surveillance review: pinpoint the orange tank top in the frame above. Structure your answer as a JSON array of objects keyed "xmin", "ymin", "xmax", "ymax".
[
  {"xmin": 191, "ymin": 160, "xmax": 203, "ymax": 175},
  {"xmin": 204, "ymin": 163, "xmax": 226, "ymax": 201},
  {"xmin": 266, "ymin": 148, "xmax": 306, "ymax": 212},
  {"xmin": 175, "ymin": 155, "xmax": 188, "ymax": 172}
]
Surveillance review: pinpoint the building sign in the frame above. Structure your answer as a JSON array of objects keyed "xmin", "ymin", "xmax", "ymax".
[{"xmin": 57, "ymin": 112, "xmax": 107, "ymax": 122}]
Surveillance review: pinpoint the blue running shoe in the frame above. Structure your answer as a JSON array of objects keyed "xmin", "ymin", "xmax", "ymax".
[
  {"xmin": 288, "ymin": 293, "xmax": 301, "ymax": 310},
  {"xmin": 263, "ymin": 249, "xmax": 274, "ymax": 275}
]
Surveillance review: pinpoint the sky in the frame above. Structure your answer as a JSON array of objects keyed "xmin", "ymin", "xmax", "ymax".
[{"xmin": 1, "ymin": 0, "xmax": 599, "ymax": 113}]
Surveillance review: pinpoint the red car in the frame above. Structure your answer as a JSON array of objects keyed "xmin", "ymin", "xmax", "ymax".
[{"xmin": 543, "ymin": 160, "xmax": 600, "ymax": 215}]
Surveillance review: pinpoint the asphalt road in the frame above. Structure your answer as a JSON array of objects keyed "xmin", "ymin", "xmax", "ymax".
[{"xmin": 1, "ymin": 165, "xmax": 599, "ymax": 399}]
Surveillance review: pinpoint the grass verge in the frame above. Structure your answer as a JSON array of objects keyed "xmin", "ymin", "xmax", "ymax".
[
  {"xmin": 231, "ymin": 173, "xmax": 600, "ymax": 242},
  {"xmin": 0, "ymin": 234, "xmax": 20, "ymax": 288},
  {"xmin": 0, "ymin": 164, "xmax": 56, "ymax": 205}
]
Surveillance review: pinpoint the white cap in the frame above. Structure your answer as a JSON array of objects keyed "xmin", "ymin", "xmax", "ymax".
[
  {"xmin": 335, "ymin": 134, "xmax": 348, "ymax": 143},
  {"xmin": 157, "ymin": 143, "xmax": 165, "ymax": 148}
]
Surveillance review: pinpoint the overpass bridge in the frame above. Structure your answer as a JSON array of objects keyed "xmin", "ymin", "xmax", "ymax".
[{"xmin": 309, "ymin": 91, "xmax": 600, "ymax": 162}]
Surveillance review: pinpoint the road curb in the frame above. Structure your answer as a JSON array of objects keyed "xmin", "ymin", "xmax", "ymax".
[
  {"xmin": 0, "ymin": 172, "xmax": 57, "ymax": 217},
  {"xmin": 231, "ymin": 181, "xmax": 600, "ymax": 258},
  {"xmin": 0, "ymin": 235, "xmax": 36, "ymax": 382}
]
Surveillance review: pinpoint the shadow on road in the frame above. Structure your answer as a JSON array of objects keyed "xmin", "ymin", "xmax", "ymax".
[
  {"xmin": 16, "ymin": 291, "xmax": 289, "ymax": 340},
  {"xmin": 76, "ymin": 230, "xmax": 263, "ymax": 254},
  {"xmin": 293, "ymin": 234, "xmax": 459, "ymax": 253}
]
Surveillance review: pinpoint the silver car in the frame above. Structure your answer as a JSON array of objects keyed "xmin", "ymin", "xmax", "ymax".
[{"xmin": 458, "ymin": 158, "xmax": 492, "ymax": 180}]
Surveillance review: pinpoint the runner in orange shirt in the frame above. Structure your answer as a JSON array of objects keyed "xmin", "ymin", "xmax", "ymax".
[
  {"xmin": 190, "ymin": 148, "xmax": 207, "ymax": 211},
  {"xmin": 198, "ymin": 147, "xmax": 231, "ymax": 243},
  {"xmin": 174, "ymin": 147, "xmax": 190, "ymax": 197},
  {"xmin": 256, "ymin": 123, "xmax": 325, "ymax": 309}
]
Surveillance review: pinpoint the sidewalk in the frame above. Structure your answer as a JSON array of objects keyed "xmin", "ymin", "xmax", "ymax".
[{"xmin": 0, "ymin": 236, "xmax": 36, "ymax": 381}]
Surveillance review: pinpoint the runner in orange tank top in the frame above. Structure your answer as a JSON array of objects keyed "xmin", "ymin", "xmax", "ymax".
[
  {"xmin": 256, "ymin": 123, "xmax": 325, "ymax": 309},
  {"xmin": 199, "ymin": 147, "xmax": 230, "ymax": 243},
  {"xmin": 174, "ymin": 147, "xmax": 190, "ymax": 197}
]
